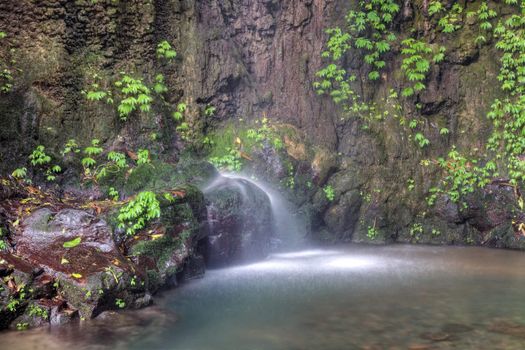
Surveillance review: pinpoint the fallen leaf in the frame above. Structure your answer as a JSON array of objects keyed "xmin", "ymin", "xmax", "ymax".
[
  {"xmin": 7, "ymin": 279, "xmax": 16, "ymax": 291},
  {"xmin": 71, "ymin": 273, "xmax": 82, "ymax": 279},
  {"xmin": 60, "ymin": 257, "xmax": 69, "ymax": 265},
  {"xmin": 126, "ymin": 150, "xmax": 138, "ymax": 160},
  {"xmin": 63, "ymin": 237, "xmax": 81, "ymax": 248},
  {"xmin": 151, "ymin": 234, "xmax": 164, "ymax": 241},
  {"xmin": 239, "ymin": 151, "xmax": 253, "ymax": 161},
  {"xmin": 171, "ymin": 190, "xmax": 186, "ymax": 198}
]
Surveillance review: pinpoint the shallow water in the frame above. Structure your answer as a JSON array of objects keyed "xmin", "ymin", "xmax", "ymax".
[{"xmin": 3, "ymin": 245, "xmax": 525, "ymax": 349}]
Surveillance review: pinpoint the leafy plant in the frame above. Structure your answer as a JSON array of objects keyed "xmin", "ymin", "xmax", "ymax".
[
  {"xmin": 156, "ymin": 40, "xmax": 177, "ymax": 60},
  {"xmin": 428, "ymin": 1, "xmax": 444, "ymax": 17},
  {"xmin": 115, "ymin": 298, "xmax": 126, "ymax": 309},
  {"xmin": 400, "ymin": 39, "xmax": 445, "ymax": 97},
  {"xmin": 246, "ymin": 117, "xmax": 283, "ymax": 150},
  {"xmin": 0, "ymin": 32, "xmax": 14, "ymax": 93},
  {"xmin": 172, "ymin": 102, "xmax": 186, "ymax": 121},
  {"xmin": 367, "ymin": 225, "xmax": 379, "ymax": 239},
  {"xmin": 25, "ymin": 145, "xmax": 62, "ymax": 181},
  {"xmin": 137, "ymin": 149, "xmax": 150, "ymax": 165},
  {"xmin": 323, "ymin": 185, "xmax": 335, "ymax": 201},
  {"xmin": 27, "ymin": 304, "xmax": 49, "ymax": 320},
  {"xmin": 0, "ymin": 227, "xmax": 7, "ymax": 251},
  {"xmin": 85, "ymin": 84, "xmax": 113, "ymax": 104},
  {"xmin": 61, "ymin": 139, "xmax": 80, "ymax": 156},
  {"xmin": 410, "ymin": 223, "xmax": 424, "ymax": 240},
  {"xmin": 114, "ymin": 74, "xmax": 152, "ymax": 120},
  {"xmin": 204, "ymin": 105, "xmax": 216, "ymax": 117},
  {"xmin": 467, "ymin": 1, "xmax": 498, "ymax": 45},
  {"xmin": 16, "ymin": 322, "xmax": 28, "ymax": 331},
  {"xmin": 314, "ymin": 0, "xmax": 400, "ymax": 117},
  {"xmin": 431, "ymin": 147, "xmax": 495, "ymax": 204},
  {"xmin": 117, "ymin": 191, "xmax": 161, "ymax": 236},
  {"xmin": 153, "ymin": 74, "xmax": 168, "ymax": 94},
  {"xmin": 45, "ymin": 165, "xmax": 62, "ymax": 181},
  {"xmin": 29, "ymin": 146, "xmax": 51, "ymax": 166},
  {"xmin": 407, "ymin": 178, "xmax": 415, "ymax": 191},
  {"xmin": 108, "ymin": 187, "xmax": 119, "ymax": 201},
  {"xmin": 437, "ymin": 3, "xmax": 464, "ymax": 33},
  {"xmin": 209, "ymin": 148, "xmax": 243, "ymax": 172},
  {"xmin": 414, "ymin": 132, "xmax": 430, "ymax": 148},
  {"xmin": 107, "ymin": 151, "xmax": 127, "ymax": 169},
  {"xmin": 6, "ymin": 298, "xmax": 19, "ymax": 312},
  {"xmin": 11, "ymin": 167, "xmax": 27, "ymax": 180},
  {"xmin": 82, "ymin": 139, "xmax": 103, "ymax": 170}
]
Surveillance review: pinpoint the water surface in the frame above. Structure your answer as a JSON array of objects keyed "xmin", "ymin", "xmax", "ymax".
[{"xmin": 3, "ymin": 245, "xmax": 525, "ymax": 349}]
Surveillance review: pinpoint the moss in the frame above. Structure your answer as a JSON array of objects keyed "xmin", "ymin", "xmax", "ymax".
[
  {"xmin": 99, "ymin": 159, "xmax": 216, "ymax": 196},
  {"xmin": 207, "ymin": 121, "xmax": 259, "ymax": 161},
  {"xmin": 131, "ymin": 232, "xmax": 189, "ymax": 271}
]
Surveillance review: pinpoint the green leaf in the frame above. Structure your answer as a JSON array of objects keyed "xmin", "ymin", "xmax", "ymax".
[{"xmin": 63, "ymin": 237, "xmax": 81, "ymax": 248}]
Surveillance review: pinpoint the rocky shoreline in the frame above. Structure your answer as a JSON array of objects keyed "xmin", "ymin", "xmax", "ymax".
[{"xmin": 0, "ymin": 159, "xmax": 275, "ymax": 331}]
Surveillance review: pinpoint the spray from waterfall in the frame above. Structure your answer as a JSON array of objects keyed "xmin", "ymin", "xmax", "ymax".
[
  {"xmin": 221, "ymin": 173, "xmax": 307, "ymax": 251},
  {"xmin": 202, "ymin": 172, "xmax": 307, "ymax": 266}
]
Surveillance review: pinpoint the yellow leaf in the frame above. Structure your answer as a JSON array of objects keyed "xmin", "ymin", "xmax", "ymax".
[
  {"xmin": 71, "ymin": 273, "xmax": 82, "ymax": 279},
  {"xmin": 151, "ymin": 234, "xmax": 164, "ymax": 241}
]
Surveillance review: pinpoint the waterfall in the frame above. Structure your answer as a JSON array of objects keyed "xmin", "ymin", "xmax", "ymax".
[
  {"xmin": 201, "ymin": 173, "xmax": 306, "ymax": 266},
  {"xmin": 221, "ymin": 173, "xmax": 306, "ymax": 251}
]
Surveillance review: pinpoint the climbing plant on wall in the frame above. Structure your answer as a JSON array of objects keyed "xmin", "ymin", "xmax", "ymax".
[{"xmin": 316, "ymin": 0, "xmax": 525, "ymax": 217}]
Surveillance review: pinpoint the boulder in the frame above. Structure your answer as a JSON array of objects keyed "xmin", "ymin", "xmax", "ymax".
[
  {"xmin": 13, "ymin": 207, "xmax": 148, "ymax": 319},
  {"xmin": 204, "ymin": 176, "xmax": 274, "ymax": 266}
]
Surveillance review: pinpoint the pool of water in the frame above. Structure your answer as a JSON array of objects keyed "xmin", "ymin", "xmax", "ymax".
[{"xmin": 3, "ymin": 244, "xmax": 525, "ymax": 349}]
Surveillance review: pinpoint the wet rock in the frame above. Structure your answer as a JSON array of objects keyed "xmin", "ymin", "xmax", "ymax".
[
  {"xmin": 323, "ymin": 190, "xmax": 362, "ymax": 239},
  {"xmin": 408, "ymin": 345, "xmax": 433, "ymax": 350},
  {"xmin": 251, "ymin": 143, "xmax": 287, "ymax": 180},
  {"xmin": 128, "ymin": 185, "xmax": 206, "ymax": 291},
  {"xmin": 311, "ymin": 148, "xmax": 337, "ymax": 186},
  {"xmin": 12, "ymin": 207, "xmax": 147, "ymax": 319},
  {"xmin": 488, "ymin": 320, "xmax": 525, "ymax": 339},
  {"xmin": 179, "ymin": 254, "xmax": 206, "ymax": 281},
  {"xmin": 283, "ymin": 134, "xmax": 307, "ymax": 161},
  {"xmin": 460, "ymin": 182, "xmax": 525, "ymax": 248},
  {"xmin": 204, "ymin": 176, "xmax": 274, "ymax": 266},
  {"xmin": 420, "ymin": 331, "xmax": 456, "ymax": 342},
  {"xmin": 49, "ymin": 300, "xmax": 79, "ymax": 326},
  {"xmin": 441, "ymin": 323, "xmax": 474, "ymax": 334}
]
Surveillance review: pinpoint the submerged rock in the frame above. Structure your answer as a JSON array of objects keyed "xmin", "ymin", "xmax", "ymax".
[
  {"xmin": 204, "ymin": 176, "xmax": 275, "ymax": 266},
  {"xmin": 488, "ymin": 320, "xmax": 525, "ymax": 339}
]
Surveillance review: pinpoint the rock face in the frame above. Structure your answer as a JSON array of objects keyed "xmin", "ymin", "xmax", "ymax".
[
  {"xmin": 1, "ymin": 1, "xmax": 525, "ymax": 249},
  {"xmin": 204, "ymin": 176, "xmax": 274, "ymax": 266}
]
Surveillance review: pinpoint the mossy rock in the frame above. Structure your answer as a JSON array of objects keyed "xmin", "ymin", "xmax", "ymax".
[
  {"xmin": 204, "ymin": 176, "xmax": 274, "ymax": 266},
  {"xmin": 99, "ymin": 159, "xmax": 217, "ymax": 196}
]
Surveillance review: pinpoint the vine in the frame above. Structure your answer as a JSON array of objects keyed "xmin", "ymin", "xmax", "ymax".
[
  {"xmin": 314, "ymin": 0, "xmax": 525, "ymax": 241},
  {"xmin": 314, "ymin": 0, "xmax": 400, "ymax": 117}
]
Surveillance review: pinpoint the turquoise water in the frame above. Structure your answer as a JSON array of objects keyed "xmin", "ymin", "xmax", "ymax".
[{"xmin": 3, "ymin": 245, "xmax": 525, "ymax": 349}]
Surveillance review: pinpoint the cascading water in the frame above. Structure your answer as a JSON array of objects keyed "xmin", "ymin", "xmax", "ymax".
[
  {"xmin": 202, "ymin": 173, "xmax": 306, "ymax": 266},
  {"xmin": 221, "ymin": 173, "xmax": 307, "ymax": 250}
]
